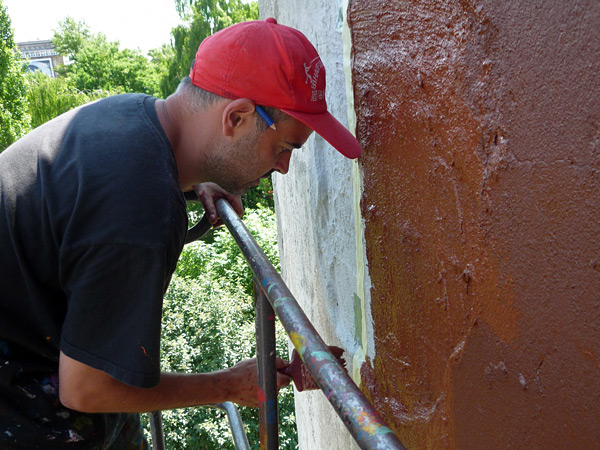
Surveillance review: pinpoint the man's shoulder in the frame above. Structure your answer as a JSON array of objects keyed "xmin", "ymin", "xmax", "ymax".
[
  {"xmin": 74, "ymin": 93, "xmax": 155, "ymax": 122},
  {"xmin": 61, "ymin": 94, "xmax": 167, "ymax": 155},
  {"xmin": 1, "ymin": 94, "xmax": 156, "ymax": 154}
]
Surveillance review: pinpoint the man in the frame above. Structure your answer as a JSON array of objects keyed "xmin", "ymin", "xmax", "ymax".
[{"xmin": 0, "ymin": 18, "xmax": 361, "ymax": 448}]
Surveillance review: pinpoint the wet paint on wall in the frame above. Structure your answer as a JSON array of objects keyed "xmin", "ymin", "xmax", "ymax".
[{"xmin": 348, "ymin": 0, "xmax": 600, "ymax": 448}]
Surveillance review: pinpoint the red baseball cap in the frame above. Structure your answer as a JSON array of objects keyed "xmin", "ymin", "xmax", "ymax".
[{"xmin": 189, "ymin": 18, "xmax": 361, "ymax": 159}]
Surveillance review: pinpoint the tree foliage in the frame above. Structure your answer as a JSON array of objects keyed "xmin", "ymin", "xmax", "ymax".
[
  {"xmin": 0, "ymin": 0, "xmax": 30, "ymax": 151},
  {"xmin": 159, "ymin": 0, "xmax": 258, "ymax": 97},
  {"xmin": 149, "ymin": 206, "xmax": 297, "ymax": 449},
  {"xmin": 53, "ymin": 17, "xmax": 161, "ymax": 96},
  {"xmin": 21, "ymin": 16, "xmax": 169, "ymax": 130},
  {"xmin": 25, "ymin": 71, "xmax": 114, "ymax": 129},
  {"xmin": 52, "ymin": 16, "xmax": 91, "ymax": 60}
]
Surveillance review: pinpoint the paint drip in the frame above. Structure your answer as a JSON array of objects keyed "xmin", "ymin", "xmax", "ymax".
[{"xmin": 279, "ymin": 346, "xmax": 346, "ymax": 391}]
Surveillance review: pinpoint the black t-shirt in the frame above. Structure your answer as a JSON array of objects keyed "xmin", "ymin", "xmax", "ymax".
[{"xmin": 0, "ymin": 94, "xmax": 187, "ymax": 446}]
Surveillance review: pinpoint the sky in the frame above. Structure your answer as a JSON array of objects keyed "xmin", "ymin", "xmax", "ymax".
[{"xmin": 3, "ymin": 0, "xmax": 183, "ymax": 54}]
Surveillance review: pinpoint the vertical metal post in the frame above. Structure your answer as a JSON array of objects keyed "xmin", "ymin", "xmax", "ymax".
[
  {"xmin": 255, "ymin": 281, "xmax": 279, "ymax": 450},
  {"xmin": 149, "ymin": 411, "xmax": 166, "ymax": 450}
]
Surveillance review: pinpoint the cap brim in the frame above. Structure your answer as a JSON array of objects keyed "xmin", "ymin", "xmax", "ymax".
[{"xmin": 281, "ymin": 109, "xmax": 362, "ymax": 159}]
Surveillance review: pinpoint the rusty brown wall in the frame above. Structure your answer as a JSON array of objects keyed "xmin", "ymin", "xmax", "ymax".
[{"xmin": 348, "ymin": 1, "xmax": 600, "ymax": 448}]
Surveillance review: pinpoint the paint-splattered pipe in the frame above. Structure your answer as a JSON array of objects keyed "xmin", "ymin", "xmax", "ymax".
[
  {"xmin": 255, "ymin": 282, "xmax": 279, "ymax": 449},
  {"xmin": 215, "ymin": 199, "xmax": 406, "ymax": 450}
]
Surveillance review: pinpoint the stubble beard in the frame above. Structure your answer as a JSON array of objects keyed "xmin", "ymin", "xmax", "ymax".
[{"xmin": 206, "ymin": 129, "xmax": 262, "ymax": 196}]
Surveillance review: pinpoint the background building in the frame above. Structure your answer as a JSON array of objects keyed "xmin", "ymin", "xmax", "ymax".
[{"xmin": 17, "ymin": 39, "xmax": 64, "ymax": 77}]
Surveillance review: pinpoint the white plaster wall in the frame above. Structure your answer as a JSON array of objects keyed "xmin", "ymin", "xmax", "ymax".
[{"xmin": 258, "ymin": 1, "xmax": 369, "ymax": 449}]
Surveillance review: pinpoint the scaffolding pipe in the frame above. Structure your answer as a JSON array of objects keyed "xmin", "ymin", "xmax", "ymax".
[
  {"xmin": 149, "ymin": 411, "xmax": 166, "ymax": 450},
  {"xmin": 216, "ymin": 199, "xmax": 406, "ymax": 450},
  {"xmin": 211, "ymin": 402, "xmax": 252, "ymax": 450},
  {"xmin": 255, "ymin": 282, "xmax": 280, "ymax": 449}
]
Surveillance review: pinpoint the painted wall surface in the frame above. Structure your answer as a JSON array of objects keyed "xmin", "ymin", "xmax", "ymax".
[
  {"xmin": 348, "ymin": 0, "xmax": 600, "ymax": 448},
  {"xmin": 258, "ymin": 1, "xmax": 365, "ymax": 449}
]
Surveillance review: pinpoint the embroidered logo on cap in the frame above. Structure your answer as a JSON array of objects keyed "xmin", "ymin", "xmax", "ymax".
[{"xmin": 304, "ymin": 57, "xmax": 325, "ymax": 102}]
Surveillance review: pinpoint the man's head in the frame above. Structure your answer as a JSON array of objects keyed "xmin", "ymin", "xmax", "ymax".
[
  {"xmin": 188, "ymin": 18, "xmax": 361, "ymax": 160},
  {"xmin": 164, "ymin": 19, "xmax": 361, "ymax": 194},
  {"xmin": 172, "ymin": 76, "xmax": 311, "ymax": 195}
]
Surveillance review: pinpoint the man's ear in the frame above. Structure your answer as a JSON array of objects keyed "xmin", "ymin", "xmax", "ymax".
[{"xmin": 222, "ymin": 98, "xmax": 256, "ymax": 137}]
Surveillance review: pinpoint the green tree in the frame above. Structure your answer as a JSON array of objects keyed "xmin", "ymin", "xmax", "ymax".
[
  {"xmin": 51, "ymin": 16, "xmax": 90, "ymax": 60},
  {"xmin": 151, "ymin": 205, "xmax": 297, "ymax": 449},
  {"xmin": 25, "ymin": 71, "xmax": 114, "ymax": 129},
  {"xmin": 243, "ymin": 177, "xmax": 275, "ymax": 210},
  {"xmin": 160, "ymin": 0, "xmax": 258, "ymax": 97},
  {"xmin": 23, "ymin": 17, "xmax": 170, "ymax": 131},
  {"xmin": 148, "ymin": 44, "xmax": 175, "ymax": 91},
  {"xmin": 53, "ymin": 17, "xmax": 162, "ymax": 96},
  {"xmin": 0, "ymin": 0, "xmax": 30, "ymax": 151}
]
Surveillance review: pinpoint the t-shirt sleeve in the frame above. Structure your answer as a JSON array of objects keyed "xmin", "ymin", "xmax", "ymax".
[{"xmin": 59, "ymin": 241, "xmax": 173, "ymax": 388}]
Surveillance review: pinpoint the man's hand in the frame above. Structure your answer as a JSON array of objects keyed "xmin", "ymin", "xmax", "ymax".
[
  {"xmin": 222, "ymin": 357, "xmax": 291, "ymax": 408},
  {"xmin": 193, "ymin": 182, "xmax": 243, "ymax": 227}
]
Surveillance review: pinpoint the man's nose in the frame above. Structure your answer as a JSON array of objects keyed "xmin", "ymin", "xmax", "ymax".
[{"xmin": 273, "ymin": 151, "xmax": 292, "ymax": 175}]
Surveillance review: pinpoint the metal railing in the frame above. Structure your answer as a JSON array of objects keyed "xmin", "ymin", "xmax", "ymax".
[
  {"xmin": 150, "ymin": 197, "xmax": 405, "ymax": 449},
  {"xmin": 150, "ymin": 402, "xmax": 250, "ymax": 450}
]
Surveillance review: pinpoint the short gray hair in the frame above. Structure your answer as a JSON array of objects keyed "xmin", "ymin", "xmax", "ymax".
[
  {"xmin": 176, "ymin": 76, "xmax": 289, "ymax": 130},
  {"xmin": 176, "ymin": 77, "xmax": 223, "ymax": 111}
]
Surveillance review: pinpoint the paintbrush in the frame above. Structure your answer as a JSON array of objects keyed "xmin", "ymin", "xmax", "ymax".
[{"xmin": 278, "ymin": 346, "xmax": 347, "ymax": 392}]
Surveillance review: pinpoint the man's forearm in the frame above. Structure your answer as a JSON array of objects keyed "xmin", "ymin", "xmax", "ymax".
[{"xmin": 58, "ymin": 351, "xmax": 259, "ymax": 413}]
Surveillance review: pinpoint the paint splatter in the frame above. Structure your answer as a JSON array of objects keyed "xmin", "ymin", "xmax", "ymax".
[
  {"xmin": 66, "ymin": 430, "xmax": 83, "ymax": 442},
  {"xmin": 355, "ymin": 410, "xmax": 393, "ymax": 437},
  {"xmin": 518, "ymin": 373, "xmax": 528, "ymax": 390},
  {"xmin": 42, "ymin": 383, "xmax": 57, "ymax": 395},
  {"xmin": 266, "ymin": 399, "xmax": 277, "ymax": 424},
  {"xmin": 311, "ymin": 351, "xmax": 338, "ymax": 363},
  {"xmin": 18, "ymin": 386, "xmax": 36, "ymax": 399},
  {"xmin": 137, "ymin": 340, "xmax": 152, "ymax": 359},
  {"xmin": 273, "ymin": 297, "xmax": 294, "ymax": 309},
  {"xmin": 289, "ymin": 332, "xmax": 306, "ymax": 354},
  {"xmin": 257, "ymin": 386, "xmax": 266, "ymax": 403}
]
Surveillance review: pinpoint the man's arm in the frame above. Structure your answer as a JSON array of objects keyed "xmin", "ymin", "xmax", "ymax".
[{"xmin": 58, "ymin": 351, "xmax": 290, "ymax": 413}]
